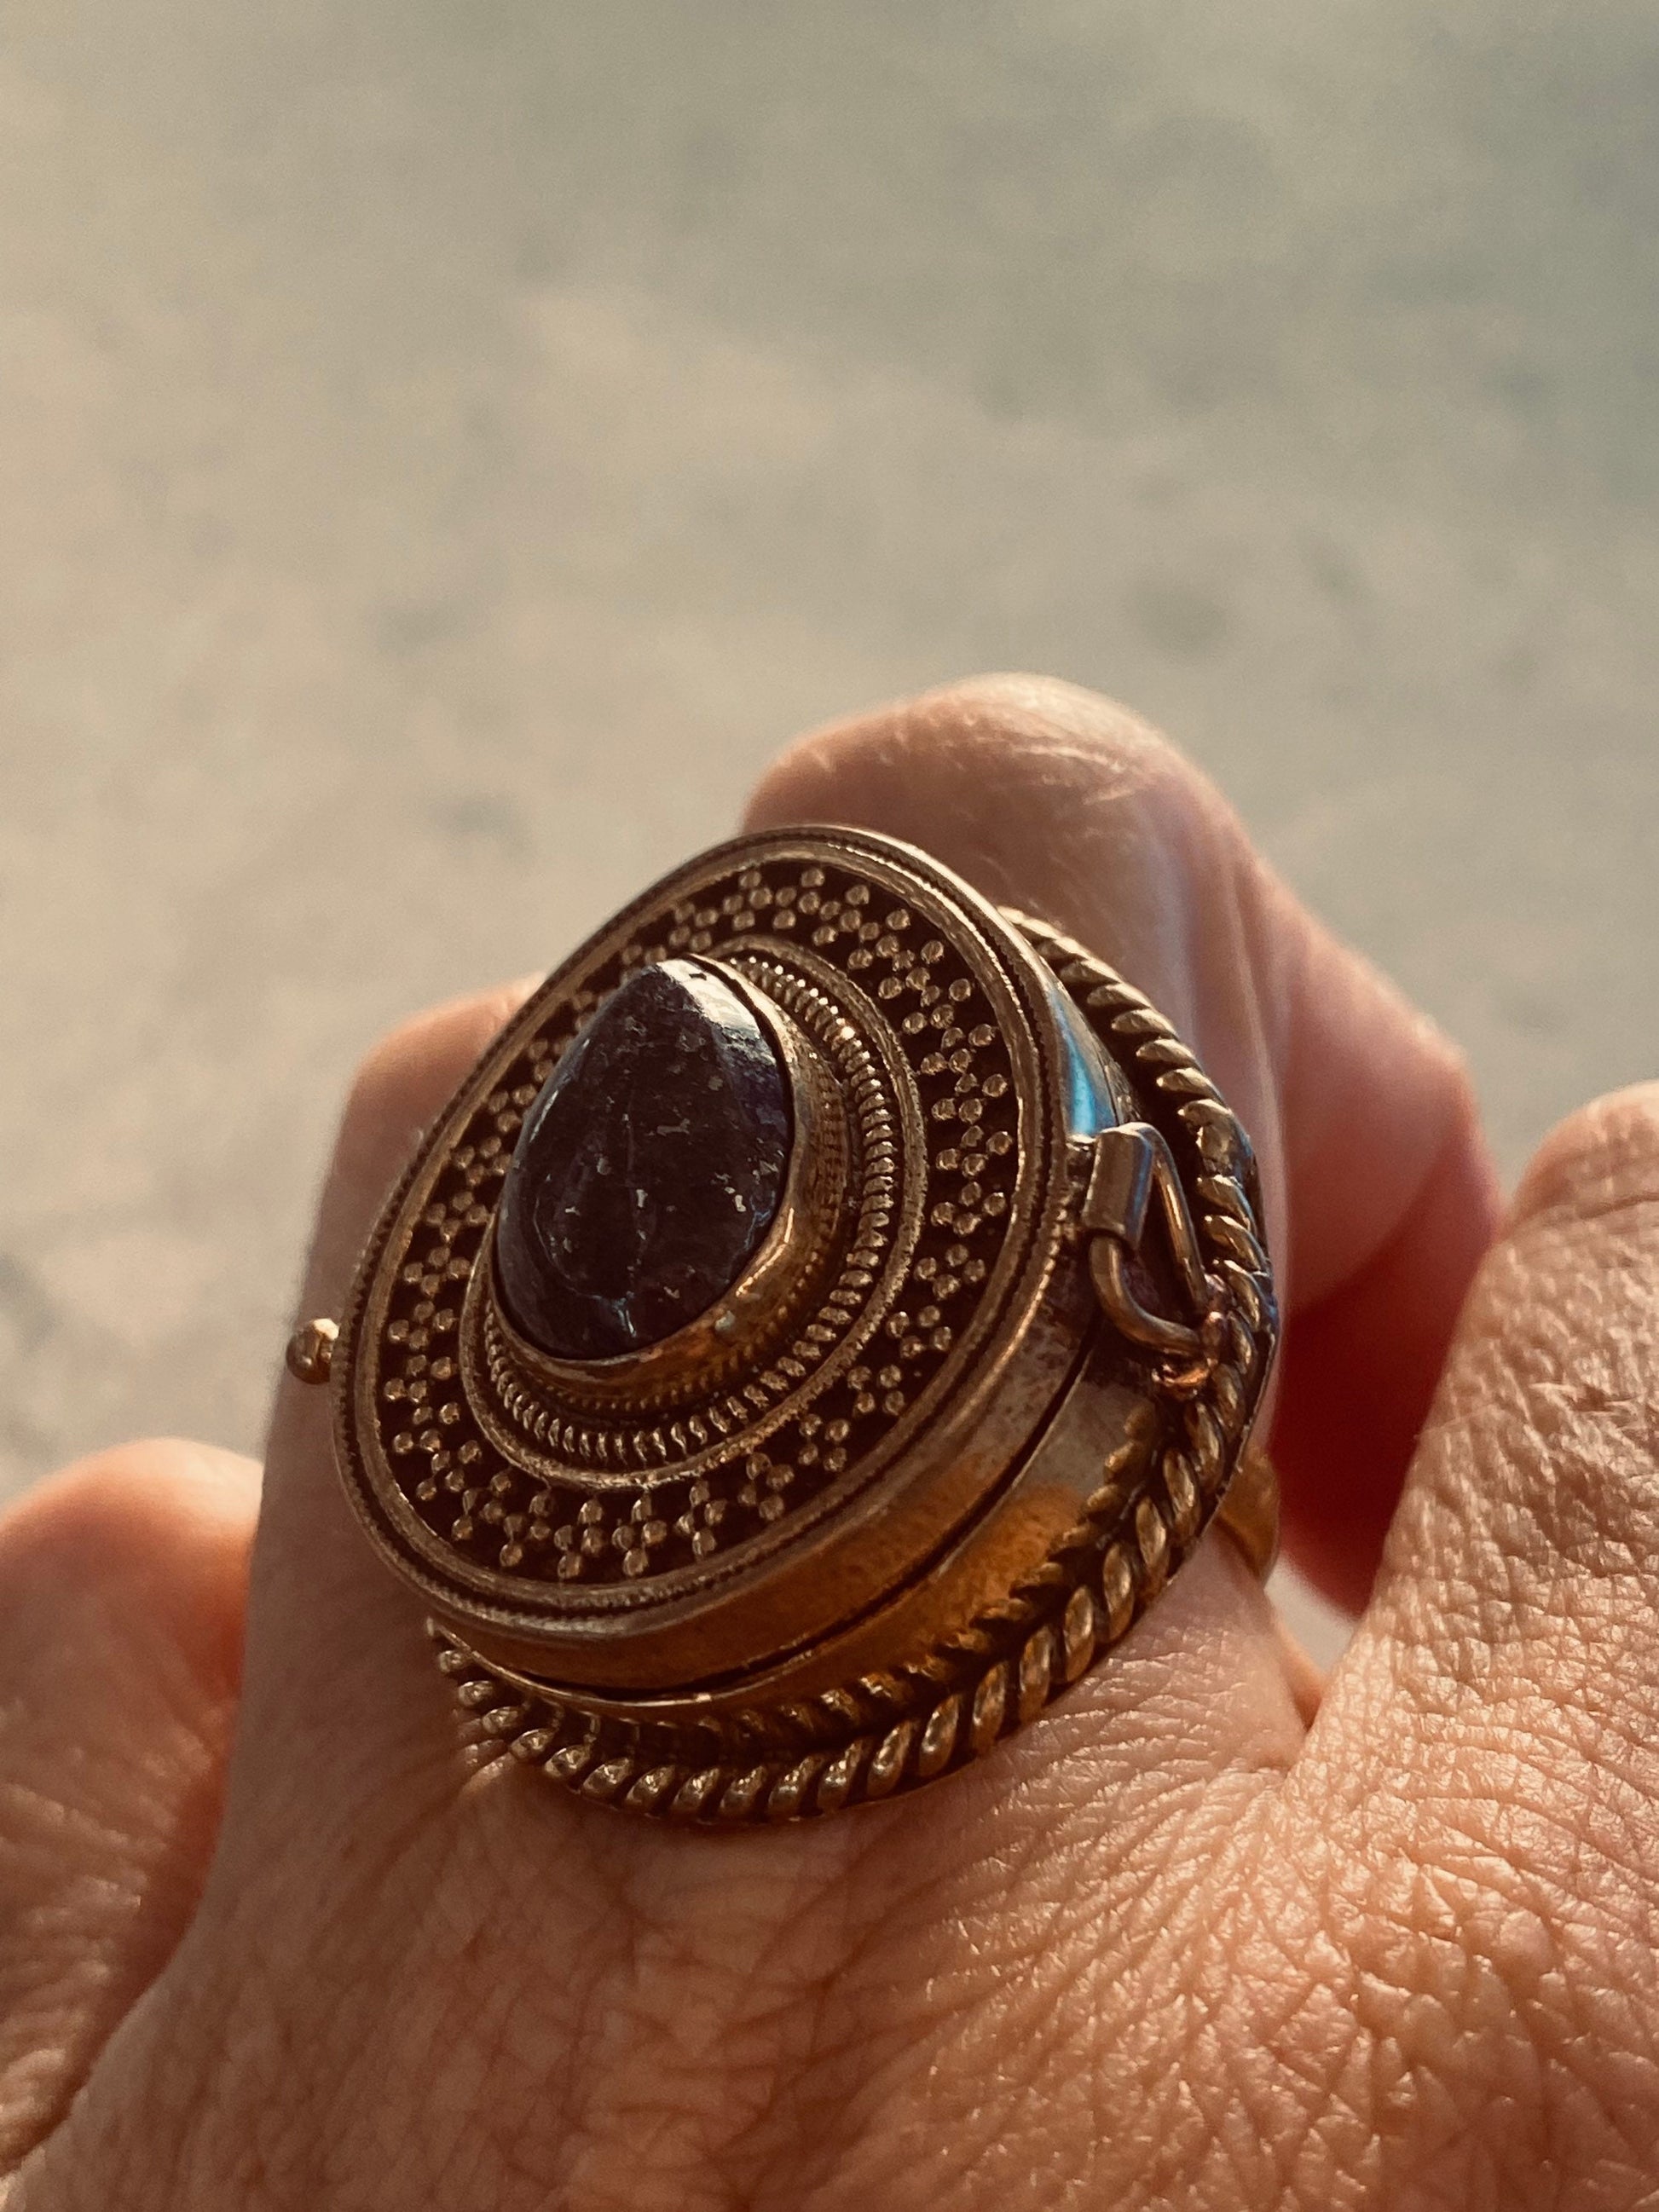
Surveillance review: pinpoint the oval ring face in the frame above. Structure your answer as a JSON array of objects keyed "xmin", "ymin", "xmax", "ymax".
[{"xmin": 332, "ymin": 828, "xmax": 1088, "ymax": 1678}]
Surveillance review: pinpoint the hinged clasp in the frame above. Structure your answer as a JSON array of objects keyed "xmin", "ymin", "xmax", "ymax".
[{"xmin": 1082, "ymin": 1124, "xmax": 1224, "ymax": 1390}]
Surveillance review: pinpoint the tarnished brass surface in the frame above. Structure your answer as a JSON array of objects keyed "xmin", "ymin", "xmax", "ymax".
[
  {"xmin": 307, "ymin": 827, "xmax": 1280, "ymax": 1822},
  {"xmin": 285, "ymin": 1315, "xmax": 337, "ymax": 1388},
  {"xmin": 1215, "ymin": 1447, "xmax": 1281, "ymax": 1585}
]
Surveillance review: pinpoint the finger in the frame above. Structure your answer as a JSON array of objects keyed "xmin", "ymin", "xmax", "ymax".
[
  {"xmin": 0, "ymin": 1440, "xmax": 257, "ymax": 2170},
  {"xmin": 749, "ymin": 673, "xmax": 1501, "ymax": 1608},
  {"xmin": 1321, "ymin": 1081, "xmax": 1659, "ymax": 1805},
  {"xmin": 231, "ymin": 982, "xmax": 536, "ymax": 1826},
  {"xmin": 1356, "ymin": 1081, "xmax": 1659, "ymax": 1700},
  {"xmin": 1284, "ymin": 1086, "xmax": 1659, "ymax": 2184}
]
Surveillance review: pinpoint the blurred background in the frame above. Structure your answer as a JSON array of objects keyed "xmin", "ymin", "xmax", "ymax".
[{"xmin": 3, "ymin": 4, "xmax": 1655, "ymax": 1658}]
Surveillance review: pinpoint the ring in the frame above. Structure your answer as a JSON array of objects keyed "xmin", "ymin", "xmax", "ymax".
[{"xmin": 289, "ymin": 828, "xmax": 1280, "ymax": 1823}]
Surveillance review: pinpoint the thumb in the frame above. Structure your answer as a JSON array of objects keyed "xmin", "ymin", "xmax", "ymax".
[{"xmin": 0, "ymin": 1441, "xmax": 257, "ymax": 2172}]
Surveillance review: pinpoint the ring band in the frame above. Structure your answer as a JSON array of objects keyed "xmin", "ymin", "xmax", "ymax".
[{"xmin": 291, "ymin": 828, "xmax": 1279, "ymax": 1823}]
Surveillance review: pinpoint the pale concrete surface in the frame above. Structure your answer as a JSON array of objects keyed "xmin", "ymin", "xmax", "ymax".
[{"xmin": 2, "ymin": 3, "xmax": 1656, "ymax": 1663}]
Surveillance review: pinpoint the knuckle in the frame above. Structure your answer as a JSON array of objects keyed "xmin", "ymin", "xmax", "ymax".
[
  {"xmin": 0, "ymin": 1439, "xmax": 207, "ymax": 1570},
  {"xmin": 1509, "ymin": 1080, "xmax": 1659, "ymax": 1237},
  {"xmin": 0, "ymin": 1441, "xmax": 253, "ymax": 1690},
  {"xmin": 904, "ymin": 674, "xmax": 1221, "ymax": 843},
  {"xmin": 814, "ymin": 669, "xmax": 1200, "ymax": 819},
  {"xmin": 338, "ymin": 1006, "xmax": 454, "ymax": 1151},
  {"xmin": 300, "ymin": 982, "xmax": 531, "ymax": 1316},
  {"xmin": 749, "ymin": 671, "xmax": 1235, "ymax": 929},
  {"xmin": 893, "ymin": 669, "xmax": 1172, "ymax": 768},
  {"xmin": 334, "ymin": 986, "xmax": 528, "ymax": 1180}
]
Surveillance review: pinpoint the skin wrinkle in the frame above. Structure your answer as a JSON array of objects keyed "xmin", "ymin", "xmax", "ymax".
[
  {"xmin": 721, "ymin": 1547, "xmax": 1309, "ymax": 2205},
  {"xmin": 1257, "ymin": 1621, "xmax": 1659, "ymax": 2205},
  {"xmin": 746, "ymin": 1814, "xmax": 1188, "ymax": 2202},
  {"xmin": 708, "ymin": 1752, "xmax": 1176, "ymax": 2203},
  {"xmin": 1320, "ymin": 1687, "xmax": 1659, "ymax": 1941},
  {"xmin": 1310, "ymin": 1788, "xmax": 1659, "ymax": 2197},
  {"xmin": 552, "ymin": 1853, "xmax": 853, "ymax": 2209},
  {"xmin": 1182, "ymin": 1839, "xmax": 1381, "ymax": 2204},
  {"xmin": 225, "ymin": 1771, "xmax": 845, "ymax": 2211},
  {"xmin": 769, "ymin": 1765, "xmax": 1292, "ymax": 2212},
  {"xmin": 1255, "ymin": 1888, "xmax": 1534, "ymax": 2204}
]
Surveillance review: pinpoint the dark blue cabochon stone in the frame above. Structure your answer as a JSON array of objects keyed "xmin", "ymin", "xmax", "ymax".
[{"xmin": 494, "ymin": 958, "xmax": 792, "ymax": 1361}]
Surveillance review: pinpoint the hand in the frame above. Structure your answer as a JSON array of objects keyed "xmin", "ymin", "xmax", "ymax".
[{"xmin": 4, "ymin": 677, "xmax": 1655, "ymax": 2211}]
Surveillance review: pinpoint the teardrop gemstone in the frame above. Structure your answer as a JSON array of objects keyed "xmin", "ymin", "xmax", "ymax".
[{"xmin": 494, "ymin": 958, "xmax": 793, "ymax": 1361}]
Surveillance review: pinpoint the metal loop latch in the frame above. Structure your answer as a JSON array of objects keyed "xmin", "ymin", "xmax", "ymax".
[{"xmin": 1083, "ymin": 1123, "xmax": 1226, "ymax": 1387}]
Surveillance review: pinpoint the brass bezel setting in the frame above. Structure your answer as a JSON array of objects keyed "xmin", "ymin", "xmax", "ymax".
[{"xmin": 464, "ymin": 972, "xmax": 853, "ymax": 1428}]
